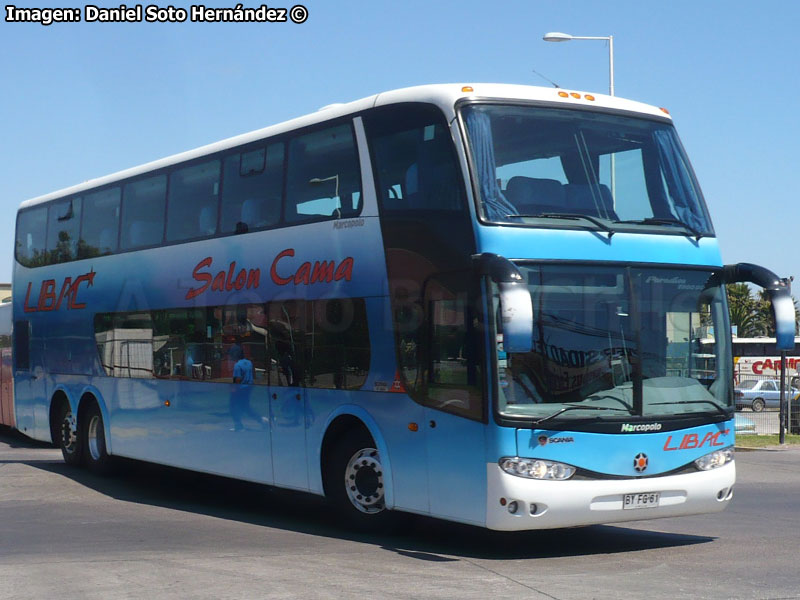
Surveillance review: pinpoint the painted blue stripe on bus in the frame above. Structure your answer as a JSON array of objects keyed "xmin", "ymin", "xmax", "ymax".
[{"xmin": 476, "ymin": 226, "xmax": 723, "ymax": 267}]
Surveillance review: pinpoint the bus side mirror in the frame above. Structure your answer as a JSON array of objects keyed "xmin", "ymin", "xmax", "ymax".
[
  {"xmin": 722, "ymin": 263, "xmax": 796, "ymax": 351},
  {"xmin": 473, "ymin": 253, "xmax": 533, "ymax": 353}
]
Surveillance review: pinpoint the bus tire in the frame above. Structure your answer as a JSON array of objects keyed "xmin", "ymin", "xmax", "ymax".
[
  {"xmin": 56, "ymin": 401, "xmax": 82, "ymax": 466},
  {"xmin": 324, "ymin": 430, "xmax": 395, "ymax": 532},
  {"xmin": 751, "ymin": 398, "xmax": 765, "ymax": 412},
  {"xmin": 81, "ymin": 403, "xmax": 115, "ymax": 476}
]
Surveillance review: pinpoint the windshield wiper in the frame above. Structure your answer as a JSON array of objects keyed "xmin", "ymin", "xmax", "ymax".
[
  {"xmin": 616, "ymin": 217, "xmax": 704, "ymax": 241},
  {"xmin": 650, "ymin": 400, "xmax": 730, "ymax": 417},
  {"xmin": 585, "ymin": 393, "xmax": 633, "ymax": 411},
  {"xmin": 532, "ymin": 404, "xmax": 629, "ymax": 427},
  {"xmin": 508, "ymin": 213, "xmax": 615, "ymax": 240}
]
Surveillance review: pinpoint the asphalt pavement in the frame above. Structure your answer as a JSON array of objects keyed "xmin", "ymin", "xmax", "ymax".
[{"xmin": 1, "ymin": 427, "xmax": 799, "ymax": 600}]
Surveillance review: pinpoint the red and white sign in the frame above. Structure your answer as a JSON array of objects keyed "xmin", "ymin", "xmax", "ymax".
[{"xmin": 734, "ymin": 356, "xmax": 800, "ymax": 377}]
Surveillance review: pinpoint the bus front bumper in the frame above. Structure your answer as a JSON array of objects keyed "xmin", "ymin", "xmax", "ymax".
[{"xmin": 485, "ymin": 461, "xmax": 735, "ymax": 531}]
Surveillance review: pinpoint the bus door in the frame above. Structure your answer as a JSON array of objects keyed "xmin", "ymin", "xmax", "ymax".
[
  {"xmin": 267, "ymin": 301, "xmax": 309, "ymax": 490},
  {"xmin": 422, "ymin": 406, "xmax": 486, "ymax": 523},
  {"xmin": 420, "ymin": 278, "xmax": 487, "ymax": 525}
]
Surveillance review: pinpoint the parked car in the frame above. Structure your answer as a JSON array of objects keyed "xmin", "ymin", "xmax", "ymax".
[{"xmin": 734, "ymin": 379, "xmax": 800, "ymax": 412}]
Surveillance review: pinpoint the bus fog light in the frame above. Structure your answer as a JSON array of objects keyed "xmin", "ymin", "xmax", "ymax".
[
  {"xmin": 507, "ymin": 500, "xmax": 519, "ymax": 514},
  {"xmin": 499, "ymin": 457, "xmax": 576, "ymax": 480},
  {"xmin": 694, "ymin": 447, "xmax": 734, "ymax": 471}
]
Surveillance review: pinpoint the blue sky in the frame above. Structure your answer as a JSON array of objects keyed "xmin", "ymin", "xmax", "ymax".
[{"xmin": 1, "ymin": 0, "xmax": 797, "ymax": 287}]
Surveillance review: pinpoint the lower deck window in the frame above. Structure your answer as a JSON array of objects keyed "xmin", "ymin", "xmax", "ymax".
[{"xmin": 94, "ymin": 298, "xmax": 370, "ymax": 389}]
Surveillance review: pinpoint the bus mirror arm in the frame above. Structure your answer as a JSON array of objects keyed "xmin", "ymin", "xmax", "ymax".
[
  {"xmin": 472, "ymin": 253, "xmax": 533, "ymax": 353},
  {"xmin": 722, "ymin": 263, "xmax": 796, "ymax": 351}
]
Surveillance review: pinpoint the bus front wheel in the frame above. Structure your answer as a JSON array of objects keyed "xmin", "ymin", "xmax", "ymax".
[
  {"xmin": 81, "ymin": 403, "xmax": 114, "ymax": 475},
  {"xmin": 325, "ymin": 431, "xmax": 394, "ymax": 531}
]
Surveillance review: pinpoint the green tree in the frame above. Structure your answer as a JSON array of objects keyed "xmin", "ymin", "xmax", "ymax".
[
  {"xmin": 726, "ymin": 284, "xmax": 800, "ymax": 337},
  {"xmin": 726, "ymin": 283, "xmax": 762, "ymax": 337}
]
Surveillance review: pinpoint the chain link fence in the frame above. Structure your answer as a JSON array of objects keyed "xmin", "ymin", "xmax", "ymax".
[{"xmin": 734, "ymin": 374, "xmax": 799, "ymax": 435}]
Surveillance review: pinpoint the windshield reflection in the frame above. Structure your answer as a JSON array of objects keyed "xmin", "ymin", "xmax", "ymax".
[
  {"xmin": 495, "ymin": 266, "xmax": 732, "ymax": 421},
  {"xmin": 461, "ymin": 104, "xmax": 713, "ymax": 237}
]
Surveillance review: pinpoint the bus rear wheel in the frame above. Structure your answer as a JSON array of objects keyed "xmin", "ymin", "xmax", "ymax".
[
  {"xmin": 81, "ymin": 403, "xmax": 114, "ymax": 475},
  {"xmin": 325, "ymin": 431, "xmax": 394, "ymax": 531},
  {"xmin": 57, "ymin": 402, "xmax": 82, "ymax": 466}
]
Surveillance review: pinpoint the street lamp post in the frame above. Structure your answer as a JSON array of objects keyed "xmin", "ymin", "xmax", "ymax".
[
  {"xmin": 543, "ymin": 32, "xmax": 614, "ymax": 96},
  {"xmin": 543, "ymin": 31, "xmax": 617, "ymax": 200},
  {"xmin": 309, "ymin": 175, "xmax": 342, "ymax": 217}
]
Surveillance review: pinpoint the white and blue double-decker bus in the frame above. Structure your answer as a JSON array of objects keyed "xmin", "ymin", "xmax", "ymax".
[{"xmin": 11, "ymin": 84, "xmax": 794, "ymax": 530}]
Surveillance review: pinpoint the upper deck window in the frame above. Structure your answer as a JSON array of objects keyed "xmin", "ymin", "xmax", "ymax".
[
  {"xmin": 120, "ymin": 175, "xmax": 167, "ymax": 250},
  {"xmin": 15, "ymin": 116, "xmax": 367, "ymax": 268},
  {"xmin": 461, "ymin": 104, "xmax": 714, "ymax": 236},
  {"xmin": 46, "ymin": 197, "xmax": 82, "ymax": 263},
  {"xmin": 15, "ymin": 207, "xmax": 47, "ymax": 267},
  {"xmin": 221, "ymin": 143, "xmax": 284, "ymax": 234},
  {"xmin": 285, "ymin": 123, "xmax": 362, "ymax": 223},
  {"xmin": 368, "ymin": 106, "xmax": 466, "ymax": 213},
  {"xmin": 166, "ymin": 160, "xmax": 221, "ymax": 242},
  {"xmin": 79, "ymin": 187, "xmax": 120, "ymax": 258}
]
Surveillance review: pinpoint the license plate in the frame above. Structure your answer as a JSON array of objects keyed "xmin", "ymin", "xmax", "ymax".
[{"xmin": 623, "ymin": 492, "xmax": 661, "ymax": 509}]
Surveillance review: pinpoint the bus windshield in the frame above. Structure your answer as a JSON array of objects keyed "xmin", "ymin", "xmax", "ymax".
[
  {"xmin": 495, "ymin": 266, "xmax": 733, "ymax": 422},
  {"xmin": 461, "ymin": 104, "xmax": 713, "ymax": 236}
]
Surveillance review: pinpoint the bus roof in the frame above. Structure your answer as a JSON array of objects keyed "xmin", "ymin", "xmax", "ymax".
[{"xmin": 18, "ymin": 83, "xmax": 672, "ymax": 211}]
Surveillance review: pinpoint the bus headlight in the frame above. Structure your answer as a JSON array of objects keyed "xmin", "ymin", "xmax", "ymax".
[
  {"xmin": 694, "ymin": 447, "xmax": 734, "ymax": 471},
  {"xmin": 499, "ymin": 457, "xmax": 576, "ymax": 480}
]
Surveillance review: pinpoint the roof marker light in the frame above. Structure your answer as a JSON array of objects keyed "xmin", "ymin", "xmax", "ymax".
[
  {"xmin": 558, "ymin": 91, "xmax": 569, "ymax": 98},
  {"xmin": 570, "ymin": 92, "xmax": 580, "ymax": 99},
  {"xmin": 461, "ymin": 86, "xmax": 474, "ymax": 93},
  {"xmin": 585, "ymin": 94, "xmax": 595, "ymax": 101},
  {"xmin": 660, "ymin": 107, "xmax": 670, "ymax": 115}
]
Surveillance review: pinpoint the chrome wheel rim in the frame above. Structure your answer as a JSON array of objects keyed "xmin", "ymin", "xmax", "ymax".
[
  {"xmin": 61, "ymin": 411, "xmax": 78, "ymax": 456},
  {"xmin": 87, "ymin": 415, "xmax": 103, "ymax": 461},
  {"xmin": 344, "ymin": 447, "xmax": 385, "ymax": 514}
]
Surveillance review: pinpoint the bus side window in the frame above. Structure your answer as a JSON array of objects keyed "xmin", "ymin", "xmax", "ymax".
[
  {"xmin": 285, "ymin": 123, "xmax": 362, "ymax": 223},
  {"xmin": 369, "ymin": 115, "xmax": 466, "ymax": 213},
  {"xmin": 79, "ymin": 187, "xmax": 121, "ymax": 258},
  {"xmin": 307, "ymin": 298, "xmax": 370, "ymax": 390},
  {"xmin": 166, "ymin": 160, "xmax": 221, "ymax": 242},
  {"xmin": 221, "ymin": 143, "xmax": 284, "ymax": 234},
  {"xmin": 121, "ymin": 175, "xmax": 167, "ymax": 250},
  {"xmin": 214, "ymin": 304, "xmax": 268, "ymax": 384},
  {"xmin": 94, "ymin": 312, "xmax": 153, "ymax": 379},
  {"xmin": 266, "ymin": 300, "xmax": 309, "ymax": 387},
  {"xmin": 15, "ymin": 207, "xmax": 48, "ymax": 267},
  {"xmin": 46, "ymin": 197, "xmax": 82, "ymax": 264}
]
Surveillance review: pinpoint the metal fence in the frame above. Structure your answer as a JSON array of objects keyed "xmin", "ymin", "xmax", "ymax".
[{"xmin": 734, "ymin": 374, "xmax": 798, "ymax": 435}]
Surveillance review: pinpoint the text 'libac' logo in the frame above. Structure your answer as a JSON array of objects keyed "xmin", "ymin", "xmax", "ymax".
[{"xmin": 24, "ymin": 269, "xmax": 96, "ymax": 312}]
